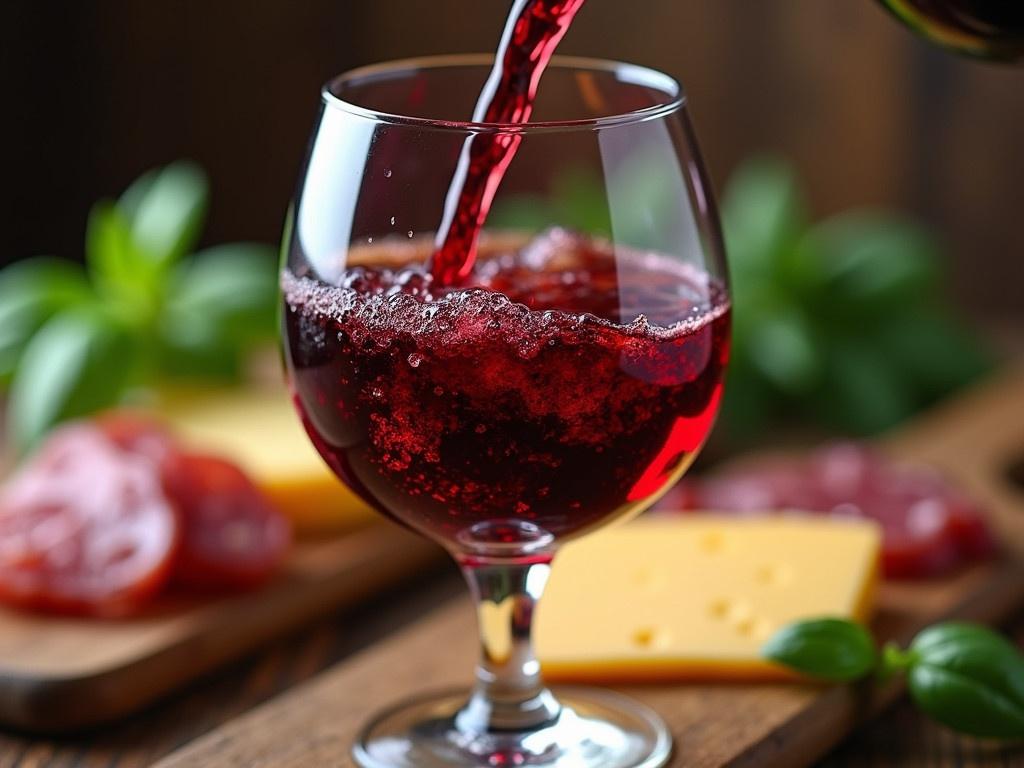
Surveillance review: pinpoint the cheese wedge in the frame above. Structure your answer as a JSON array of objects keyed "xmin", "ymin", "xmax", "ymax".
[
  {"xmin": 155, "ymin": 386, "xmax": 374, "ymax": 532},
  {"xmin": 536, "ymin": 516, "xmax": 880, "ymax": 682}
]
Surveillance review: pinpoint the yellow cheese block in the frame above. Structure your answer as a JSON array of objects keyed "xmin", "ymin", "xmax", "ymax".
[
  {"xmin": 536, "ymin": 516, "xmax": 880, "ymax": 682},
  {"xmin": 155, "ymin": 386, "xmax": 375, "ymax": 532}
]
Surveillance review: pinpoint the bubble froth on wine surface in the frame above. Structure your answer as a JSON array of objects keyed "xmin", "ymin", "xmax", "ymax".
[{"xmin": 282, "ymin": 229, "xmax": 731, "ymax": 543}]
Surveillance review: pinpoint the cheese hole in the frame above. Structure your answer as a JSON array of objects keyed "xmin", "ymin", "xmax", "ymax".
[
  {"xmin": 755, "ymin": 563, "xmax": 795, "ymax": 587},
  {"xmin": 708, "ymin": 598, "xmax": 730, "ymax": 619},
  {"xmin": 708, "ymin": 598, "xmax": 752, "ymax": 623},
  {"xmin": 699, "ymin": 531, "xmax": 726, "ymax": 553},
  {"xmin": 631, "ymin": 568, "xmax": 666, "ymax": 589},
  {"xmin": 736, "ymin": 617, "xmax": 773, "ymax": 640},
  {"xmin": 631, "ymin": 627, "xmax": 669, "ymax": 649}
]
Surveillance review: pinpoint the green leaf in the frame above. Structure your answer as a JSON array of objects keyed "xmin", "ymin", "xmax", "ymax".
[
  {"xmin": 722, "ymin": 156, "xmax": 805, "ymax": 279},
  {"xmin": 909, "ymin": 664, "xmax": 1024, "ymax": 740},
  {"xmin": 163, "ymin": 243, "xmax": 278, "ymax": 348},
  {"xmin": 155, "ymin": 330, "xmax": 244, "ymax": 381},
  {"xmin": 488, "ymin": 195, "xmax": 558, "ymax": 234},
  {"xmin": 801, "ymin": 213, "xmax": 938, "ymax": 314},
  {"xmin": 117, "ymin": 167, "xmax": 159, "ymax": 222},
  {"xmin": 120, "ymin": 161, "xmax": 208, "ymax": 266},
  {"xmin": 813, "ymin": 338, "xmax": 917, "ymax": 435},
  {"xmin": 911, "ymin": 623, "xmax": 1024, "ymax": 709},
  {"xmin": 718, "ymin": 357, "xmax": 779, "ymax": 442},
  {"xmin": 8, "ymin": 310, "xmax": 134, "ymax": 450},
  {"xmin": 903, "ymin": 623, "xmax": 1024, "ymax": 740},
  {"xmin": 877, "ymin": 310, "xmax": 993, "ymax": 400},
  {"xmin": 762, "ymin": 618, "xmax": 877, "ymax": 682},
  {"xmin": 490, "ymin": 168, "xmax": 612, "ymax": 238},
  {"xmin": 746, "ymin": 306, "xmax": 821, "ymax": 395},
  {"xmin": 552, "ymin": 168, "xmax": 612, "ymax": 237},
  {"xmin": 85, "ymin": 200, "xmax": 161, "ymax": 315},
  {"xmin": 0, "ymin": 259, "xmax": 92, "ymax": 385}
]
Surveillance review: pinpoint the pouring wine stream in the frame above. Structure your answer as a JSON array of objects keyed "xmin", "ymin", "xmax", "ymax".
[{"xmin": 429, "ymin": 0, "xmax": 587, "ymax": 286}]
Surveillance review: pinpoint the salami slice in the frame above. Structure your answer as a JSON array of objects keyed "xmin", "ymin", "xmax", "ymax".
[
  {"xmin": 657, "ymin": 443, "xmax": 994, "ymax": 579},
  {"xmin": 0, "ymin": 425, "xmax": 179, "ymax": 616},
  {"xmin": 95, "ymin": 411, "xmax": 179, "ymax": 463},
  {"xmin": 161, "ymin": 453, "xmax": 291, "ymax": 589}
]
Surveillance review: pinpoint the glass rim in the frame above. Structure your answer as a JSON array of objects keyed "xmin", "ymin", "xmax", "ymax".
[{"xmin": 321, "ymin": 54, "xmax": 685, "ymax": 134}]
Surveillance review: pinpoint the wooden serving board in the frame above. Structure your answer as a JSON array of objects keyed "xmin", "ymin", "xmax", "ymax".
[
  {"xmin": 0, "ymin": 523, "xmax": 440, "ymax": 732},
  {"xmin": 154, "ymin": 370, "xmax": 1024, "ymax": 768}
]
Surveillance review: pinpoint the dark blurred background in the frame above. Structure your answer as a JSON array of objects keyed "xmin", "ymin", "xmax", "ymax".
[{"xmin": 2, "ymin": 0, "xmax": 1022, "ymax": 324}]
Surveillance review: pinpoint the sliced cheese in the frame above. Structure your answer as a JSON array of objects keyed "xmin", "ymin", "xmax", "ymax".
[
  {"xmin": 156, "ymin": 386, "xmax": 374, "ymax": 532},
  {"xmin": 536, "ymin": 516, "xmax": 880, "ymax": 682}
]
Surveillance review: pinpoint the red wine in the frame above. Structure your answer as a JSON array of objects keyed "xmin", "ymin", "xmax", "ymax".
[
  {"xmin": 430, "ymin": 0, "xmax": 587, "ymax": 286},
  {"xmin": 878, "ymin": 0, "xmax": 1024, "ymax": 60},
  {"xmin": 283, "ymin": 231, "xmax": 730, "ymax": 549}
]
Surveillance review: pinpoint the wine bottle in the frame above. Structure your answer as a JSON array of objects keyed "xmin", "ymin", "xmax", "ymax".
[{"xmin": 878, "ymin": 0, "xmax": 1024, "ymax": 62}]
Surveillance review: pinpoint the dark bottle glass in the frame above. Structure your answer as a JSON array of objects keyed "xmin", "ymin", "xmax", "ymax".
[{"xmin": 878, "ymin": 0, "xmax": 1024, "ymax": 61}]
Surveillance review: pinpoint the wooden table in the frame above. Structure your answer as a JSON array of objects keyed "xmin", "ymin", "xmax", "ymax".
[
  {"xmin": 4, "ymin": 344, "xmax": 1024, "ymax": 766},
  {"xmin": 0, "ymin": 563, "xmax": 1021, "ymax": 768}
]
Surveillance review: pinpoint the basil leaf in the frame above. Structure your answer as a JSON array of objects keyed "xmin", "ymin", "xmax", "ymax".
[
  {"xmin": 163, "ymin": 243, "xmax": 278, "ymax": 346},
  {"xmin": 722, "ymin": 156, "xmax": 805, "ymax": 281},
  {"xmin": 719, "ymin": 356, "xmax": 778, "ymax": 441},
  {"xmin": 911, "ymin": 623, "xmax": 1024, "ymax": 708},
  {"xmin": 909, "ymin": 664, "xmax": 1024, "ymax": 740},
  {"xmin": 85, "ymin": 201, "xmax": 161, "ymax": 314},
  {"xmin": 120, "ymin": 161, "xmax": 208, "ymax": 266},
  {"xmin": 876, "ymin": 310, "xmax": 993, "ymax": 401},
  {"xmin": 155, "ymin": 329, "xmax": 244, "ymax": 381},
  {"xmin": 117, "ymin": 167, "xmax": 159, "ymax": 222},
  {"xmin": 8, "ymin": 310, "xmax": 133, "ymax": 450},
  {"xmin": 488, "ymin": 196, "xmax": 557, "ymax": 234},
  {"xmin": 0, "ymin": 259, "xmax": 92, "ymax": 384},
  {"xmin": 489, "ymin": 169, "xmax": 612, "ymax": 238},
  {"xmin": 746, "ymin": 305, "xmax": 821, "ymax": 396},
  {"xmin": 813, "ymin": 337, "xmax": 917, "ymax": 435},
  {"xmin": 553, "ymin": 169, "xmax": 612, "ymax": 237},
  {"xmin": 762, "ymin": 618, "xmax": 877, "ymax": 682},
  {"xmin": 907, "ymin": 623, "xmax": 1024, "ymax": 739},
  {"xmin": 801, "ymin": 213, "xmax": 938, "ymax": 314}
]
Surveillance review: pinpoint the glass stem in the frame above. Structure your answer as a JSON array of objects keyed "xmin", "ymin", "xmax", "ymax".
[{"xmin": 456, "ymin": 558, "xmax": 562, "ymax": 734}]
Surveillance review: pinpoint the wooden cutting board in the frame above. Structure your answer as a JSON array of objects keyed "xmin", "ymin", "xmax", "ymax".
[
  {"xmin": 154, "ymin": 369, "xmax": 1024, "ymax": 768},
  {"xmin": 0, "ymin": 523, "xmax": 441, "ymax": 732}
]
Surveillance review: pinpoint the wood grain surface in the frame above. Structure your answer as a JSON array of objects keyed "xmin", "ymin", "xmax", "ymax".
[
  {"xmin": 0, "ymin": 575, "xmax": 1020, "ymax": 767},
  {"xmin": 0, "ymin": 523, "xmax": 441, "ymax": 732},
  {"xmin": 149, "ymin": 562, "xmax": 1024, "ymax": 768},
  {"xmin": 150, "ymin": 371, "xmax": 1024, "ymax": 767}
]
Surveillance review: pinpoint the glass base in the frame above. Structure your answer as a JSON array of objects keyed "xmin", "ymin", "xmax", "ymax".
[{"xmin": 352, "ymin": 687, "xmax": 672, "ymax": 767}]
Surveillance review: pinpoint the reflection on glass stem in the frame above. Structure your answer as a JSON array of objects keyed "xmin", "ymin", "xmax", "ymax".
[{"xmin": 459, "ymin": 558, "xmax": 561, "ymax": 733}]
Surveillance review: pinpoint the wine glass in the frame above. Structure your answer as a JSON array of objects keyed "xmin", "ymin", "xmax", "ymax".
[{"xmin": 281, "ymin": 55, "xmax": 730, "ymax": 768}]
